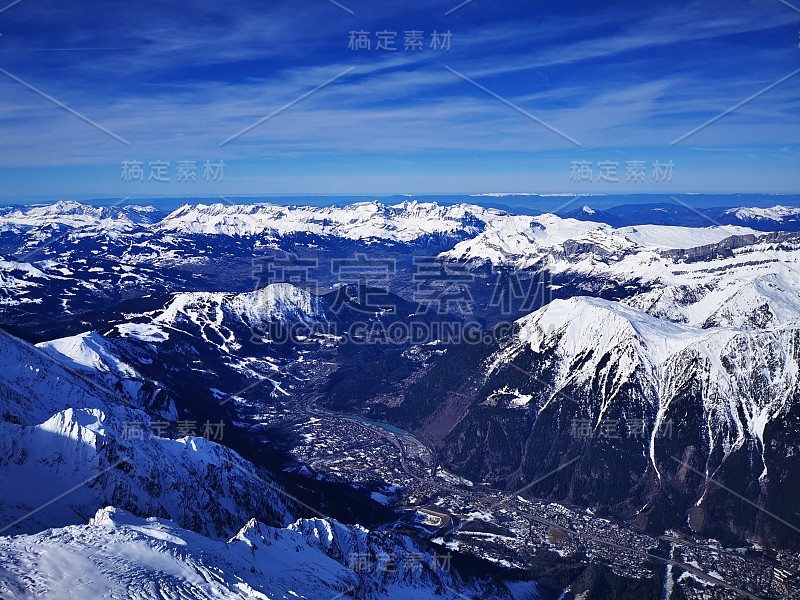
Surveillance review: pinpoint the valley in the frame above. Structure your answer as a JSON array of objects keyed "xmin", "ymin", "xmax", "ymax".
[{"xmin": 231, "ymin": 381, "xmax": 800, "ymax": 600}]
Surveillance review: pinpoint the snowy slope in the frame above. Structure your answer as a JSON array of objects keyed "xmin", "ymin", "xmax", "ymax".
[
  {"xmin": 24, "ymin": 283, "xmax": 331, "ymax": 420},
  {"xmin": 157, "ymin": 283, "xmax": 325, "ymax": 329},
  {"xmin": 153, "ymin": 283, "xmax": 328, "ymax": 351},
  {"xmin": 0, "ymin": 250, "xmax": 200, "ymax": 319},
  {"xmin": 0, "ymin": 507, "xmax": 512, "ymax": 600},
  {"xmin": 615, "ymin": 223, "xmax": 757, "ymax": 249},
  {"xmin": 0, "ymin": 330, "xmax": 292, "ymax": 537},
  {"xmin": 0, "ymin": 257, "xmax": 53, "ymax": 307},
  {"xmin": 439, "ymin": 212, "xmax": 800, "ymax": 329},
  {"xmin": 37, "ymin": 331, "xmax": 178, "ymax": 420},
  {"xmin": 0, "ymin": 328, "xmax": 111, "ymax": 425},
  {"xmin": 624, "ymin": 236, "xmax": 800, "ymax": 328},
  {"xmin": 0, "ymin": 199, "xmax": 499, "ymax": 244}
]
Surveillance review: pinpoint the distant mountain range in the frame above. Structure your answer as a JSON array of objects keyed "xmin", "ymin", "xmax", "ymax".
[
  {"xmin": 562, "ymin": 202, "xmax": 800, "ymax": 231},
  {"xmin": 2, "ymin": 198, "xmax": 799, "ymax": 322}
]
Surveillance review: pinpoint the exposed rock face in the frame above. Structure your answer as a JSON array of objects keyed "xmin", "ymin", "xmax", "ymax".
[{"xmin": 660, "ymin": 233, "xmax": 760, "ymax": 262}]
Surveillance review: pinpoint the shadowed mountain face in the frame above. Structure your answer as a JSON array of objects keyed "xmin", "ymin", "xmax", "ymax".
[{"xmin": 562, "ymin": 202, "xmax": 800, "ymax": 231}]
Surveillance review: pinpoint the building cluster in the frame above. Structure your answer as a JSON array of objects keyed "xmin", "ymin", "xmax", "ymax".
[{"xmin": 279, "ymin": 395, "xmax": 800, "ymax": 600}]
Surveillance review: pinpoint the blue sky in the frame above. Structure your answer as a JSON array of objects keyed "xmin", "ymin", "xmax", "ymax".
[{"xmin": 0, "ymin": 0, "xmax": 798, "ymax": 199}]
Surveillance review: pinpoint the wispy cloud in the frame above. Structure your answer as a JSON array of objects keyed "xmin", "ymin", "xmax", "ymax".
[{"xmin": 0, "ymin": 0, "xmax": 798, "ymax": 193}]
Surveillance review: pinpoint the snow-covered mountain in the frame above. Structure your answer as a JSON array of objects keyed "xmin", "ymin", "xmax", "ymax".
[
  {"xmin": 15, "ymin": 282, "xmax": 340, "ymax": 438},
  {"xmin": 437, "ymin": 212, "xmax": 800, "ymax": 330},
  {"xmin": 626, "ymin": 269, "xmax": 800, "ymax": 329},
  {"xmin": 0, "ymin": 200, "xmax": 162, "ymax": 232},
  {"xmin": 0, "ymin": 200, "xmax": 503, "ymax": 319},
  {"xmin": 440, "ymin": 212, "xmax": 758, "ymax": 276},
  {"xmin": 561, "ymin": 200, "xmax": 800, "ymax": 231},
  {"xmin": 0, "ymin": 257, "xmax": 52, "ymax": 308},
  {"xmin": 622, "ymin": 233, "xmax": 800, "ymax": 328},
  {"xmin": 153, "ymin": 283, "xmax": 328, "ymax": 350},
  {"xmin": 4, "ymin": 198, "xmax": 800, "ymax": 554},
  {"xmin": 0, "ymin": 201, "xmax": 162, "ymax": 263},
  {"xmin": 0, "ymin": 321, "xmax": 517, "ymax": 598},
  {"xmin": 723, "ymin": 205, "xmax": 800, "ymax": 225},
  {"xmin": 507, "ymin": 296, "xmax": 799, "ymax": 452},
  {"xmin": 157, "ymin": 200, "xmax": 499, "ymax": 242},
  {"xmin": 0, "ymin": 329, "xmax": 292, "ymax": 537},
  {"xmin": 4, "ymin": 199, "xmax": 800, "ymax": 325},
  {"xmin": 37, "ymin": 331, "xmax": 178, "ymax": 420},
  {"xmin": 0, "ymin": 250, "xmax": 200, "ymax": 320},
  {"xmin": 0, "ymin": 506, "xmax": 513, "ymax": 600}
]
